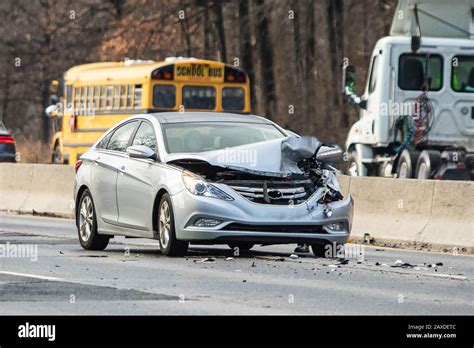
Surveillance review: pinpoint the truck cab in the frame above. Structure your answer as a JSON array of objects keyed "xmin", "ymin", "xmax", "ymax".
[{"xmin": 343, "ymin": 0, "xmax": 474, "ymax": 180}]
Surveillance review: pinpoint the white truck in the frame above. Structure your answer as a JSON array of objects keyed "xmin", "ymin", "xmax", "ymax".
[{"xmin": 343, "ymin": 0, "xmax": 474, "ymax": 180}]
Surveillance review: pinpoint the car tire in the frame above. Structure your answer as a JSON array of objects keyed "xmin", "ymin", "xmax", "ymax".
[
  {"xmin": 311, "ymin": 243, "xmax": 341, "ymax": 258},
  {"xmin": 415, "ymin": 150, "xmax": 441, "ymax": 179},
  {"xmin": 347, "ymin": 150, "xmax": 367, "ymax": 176},
  {"xmin": 396, "ymin": 149, "xmax": 419, "ymax": 179},
  {"xmin": 228, "ymin": 242, "xmax": 254, "ymax": 251},
  {"xmin": 77, "ymin": 189, "xmax": 109, "ymax": 250},
  {"xmin": 158, "ymin": 193, "xmax": 188, "ymax": 257}
]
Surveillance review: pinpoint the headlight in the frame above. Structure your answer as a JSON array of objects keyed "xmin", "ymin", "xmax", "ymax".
[{"xmin": 182, "ymin": 171, "xmax": 234, "ymax": 201}]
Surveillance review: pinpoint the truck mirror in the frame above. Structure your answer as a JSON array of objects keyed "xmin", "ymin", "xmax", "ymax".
[{"xmin": 342, "ymin": 65, "xmax": 356, "ymax": 94}]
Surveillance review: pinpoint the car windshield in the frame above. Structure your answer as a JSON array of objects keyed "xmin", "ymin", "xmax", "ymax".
[{"xmin": 162, "ymin": 122, "xmax": 286, "ymax": 153}]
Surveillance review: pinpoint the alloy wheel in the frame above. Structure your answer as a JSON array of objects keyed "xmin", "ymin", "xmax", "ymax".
[
  {"xmin": 159, "ymin": 200, "xmax": 171, "ymax": 249},
  {"xmin": 79, "ymin": 196, "xmax": 94, "ymax": 242}
]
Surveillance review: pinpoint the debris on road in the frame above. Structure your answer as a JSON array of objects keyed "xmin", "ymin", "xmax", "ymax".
[
  {"xmin": 194, "ymin": 257, "xmax": 216, "ymax": 263},
  {"xmin": 289, "ymin": 254, "xmax": 299, "ymax": 259},
  {"xmin": 338, "ymin": 258, "xmax": 349, "ymax": 265},
  {"xmin": 225, "ymin": 257, "xmax": 234, "ymax": 261},
  {"xmin": 251, "ymin": 261, "xmax": 256, "ymax": 267}
]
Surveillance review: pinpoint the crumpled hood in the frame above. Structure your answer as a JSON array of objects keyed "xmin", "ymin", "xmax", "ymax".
[{"xmin": 165, "ymin": 136, "xmax": 321, "ymax": 177}]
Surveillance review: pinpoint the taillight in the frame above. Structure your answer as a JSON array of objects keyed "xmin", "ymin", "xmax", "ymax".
[
  {"xmin": 152, "ymin": 65, "xmax": 174, "ymax": 80},
  {"xmin": 0, "ymin": 135, "xmax": 14, "ymax": 144},
  {"xmin": 224, "ymin": 66, "xmax": 247, "ymax": 83},
  {"xmin": 75, "ymin": 160, "xmax": 83, "ymax": 174}
]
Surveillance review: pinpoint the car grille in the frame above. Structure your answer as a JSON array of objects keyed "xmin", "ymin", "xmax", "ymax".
[
  {"xmin": 222, "ymin": 223, "xmax": 324, "ymax": 233},
  {"xmin": 224, "ymin": 179, "xmax": 314, "ymax": 205}
]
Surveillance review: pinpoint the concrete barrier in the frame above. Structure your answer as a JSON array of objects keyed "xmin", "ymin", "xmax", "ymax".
[
  {"xmin": 347, "ymin": 176, "xmax": 474, "ymax": 253},
  {"xmin": 0, "ymin": 164, "xmax": 472, "ymax": 253},
  {"xmin": 0, "ymin": 163, "xmax": 74, "ymax": 218}
]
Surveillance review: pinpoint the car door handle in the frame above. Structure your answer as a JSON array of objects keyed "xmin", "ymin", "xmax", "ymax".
[
  {"xmin": 119, "ymin": 165, "xmax": 126, "ymax": 173},
  {"xmin": 93, "ymin": 156, "xmax": 101, "ymax": 165}
]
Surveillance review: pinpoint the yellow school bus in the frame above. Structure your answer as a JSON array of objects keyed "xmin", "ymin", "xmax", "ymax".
[{"xmin": 47, "ymin": 58, "xmax": 250, "ymax": 164}]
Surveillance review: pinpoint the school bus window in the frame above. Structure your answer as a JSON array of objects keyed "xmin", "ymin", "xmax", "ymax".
[
  {"xmin": 182, "ymin": 86, "xmax": 216, "ymax": 110},
  {"xmin": 106, "ymin": 86, "xmax": 113, "ymax": 108},
  {"xmin": 126, "ymin": 85, "xmax": 133, "ymax": 108},
  {"xmin": 88, "ymin": 86, "xmax": 93, "ymax": 110},
  {"xmin": 222, "ymin": 87, "xmax": 245, "ymax": 111},
  {"xmin": 153, "ymin": 85, "xmax": 176, "ymax": 108},
  {"xmin": 66, "ymin": 85, "xmax": 72, "ymax": 107},
  {"xmin": 81, "ymin": 87, "xmax": 86, "ymax": 113},
  {"xmin": 93, "ymin": 86, "xmax": 99, "ymax": 111},
  {"xmin": 134, "ymin": 85, "xmax": 142, "ymax": 108},
  {"xmin": 100, "ymin": 86, "xmax": 106, "ymax": 109},
  {"xmin": 74, "ymin": 87, "xmax": 80, "ymax": 112},
  {"xmin": 113, "ymin": 86, "xmax": 120, "ymax": 108},
  {"xmin": 119, "ymin": 85, "xmax": 126, "ymax": 108}
]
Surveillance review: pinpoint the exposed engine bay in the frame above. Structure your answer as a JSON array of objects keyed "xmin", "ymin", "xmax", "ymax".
[{"xmin": 168, "ymin": 136, "xmax": 344, "ymax": 205}]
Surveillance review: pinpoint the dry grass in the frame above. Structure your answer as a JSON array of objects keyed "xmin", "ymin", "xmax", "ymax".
[{"xmin": 15, "ymin": 138, "xmax": 51, "ymax": 164}]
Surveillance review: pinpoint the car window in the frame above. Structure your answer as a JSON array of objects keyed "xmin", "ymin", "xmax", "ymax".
[
  {"xmin": 96, "ymin": 131, "xmax": 113, "ymax": 149},
  {"xmin": 106, "ymin": 121, "xmax": 138, "ymax": 152},
  {"xmin": 132, "ymin": 121, "xmax": 157, "ymax": 150},
  {"xmin": 162, "ymin": 122, "xmax": 285, "ymax": 153}
]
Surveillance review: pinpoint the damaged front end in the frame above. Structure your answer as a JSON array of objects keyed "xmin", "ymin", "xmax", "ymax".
[{"xmin": 168, "ymin": 136, "xmax": 345, "ymax": 206}]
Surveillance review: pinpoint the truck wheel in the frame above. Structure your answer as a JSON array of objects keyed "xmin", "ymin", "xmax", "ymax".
[
  {"xmin": 347, "ymin": 150, "xmax": 367, "ymax": 176},
  {"xmin": 415, "ymin": 150, "xmax": 441, "ymax": 180},
  {"xmin": 396, "ymin": 150, "xmax": 419, "ymax": 179}
]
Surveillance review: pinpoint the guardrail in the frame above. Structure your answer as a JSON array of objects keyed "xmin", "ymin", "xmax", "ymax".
[{"xmin": 0, "ymin": 163, "xmax": 472, "ymax": 253}]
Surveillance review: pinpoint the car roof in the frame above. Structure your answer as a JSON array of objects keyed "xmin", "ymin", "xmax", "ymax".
[{"xmin": 149, "ymin": 112, "xmax": 272, "ymax": 125}]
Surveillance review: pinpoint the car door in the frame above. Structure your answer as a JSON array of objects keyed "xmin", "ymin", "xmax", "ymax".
[
  {"xmin": 116, "ymin": 120, "xmax": 158, "ymax": 232},
  {"xmin": 91, "ymin": 120, "xmax": 139, "ymax": 224}
]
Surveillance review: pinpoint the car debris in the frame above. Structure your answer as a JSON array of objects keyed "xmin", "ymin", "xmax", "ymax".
[
  {"xmin": 194, "ymin": 257, "xmax": 216, "ymax": 263},
  {"xmin": 289, "ymin": 254, "xmax": 299, "ymax": 259},
  {"xmin": 225, "ymin": 257, "xmax": 234, "ymax": 261}
]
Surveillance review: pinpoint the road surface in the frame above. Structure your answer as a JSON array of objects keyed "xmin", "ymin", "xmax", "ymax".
[{"xmin": 0, "ymin": 213, "xmax": 472, "ymax": 315}]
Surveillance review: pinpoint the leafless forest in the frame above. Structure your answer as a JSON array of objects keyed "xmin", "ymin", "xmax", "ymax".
[{"xmin": 0, "ymin": 0, "xmax": 396, "ymax": 162}]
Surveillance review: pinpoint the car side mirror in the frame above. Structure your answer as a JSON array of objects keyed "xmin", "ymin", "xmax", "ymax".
[
  {"xmin": 316, "ymin": 145, "xmax": 343, "ymax": 163},
  {"xmin": 126, "ymin": 145, "xmax": 158, "ymax": 161}
]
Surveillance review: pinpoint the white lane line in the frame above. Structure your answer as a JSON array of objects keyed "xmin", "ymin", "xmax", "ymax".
[{"xmin": 0, "ymin": 271, "xmax": 64, "ymax": 282}]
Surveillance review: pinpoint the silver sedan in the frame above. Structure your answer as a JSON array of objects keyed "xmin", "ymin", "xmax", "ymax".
[{"xmin": 74, "ymin": 112, "xmax": 353, "ymax": 256}]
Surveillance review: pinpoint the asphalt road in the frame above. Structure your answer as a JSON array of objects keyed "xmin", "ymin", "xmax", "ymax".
[{"xmin": 0, "ymin": 213, "xmax": 472, "ymax": 315}]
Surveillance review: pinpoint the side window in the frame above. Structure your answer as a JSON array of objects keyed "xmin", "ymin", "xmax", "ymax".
[
  {"xmin": 399, "ymin": 54, "xmax": 443, "ymax": 91},
  {"xmin": 97, "ymin": 131, "xmax": 113, "ymax": 150},
  {"xmin": 368, "ymin": 55, "xmax": 379, "ymax": 94},
  {"xmin": 134, "ymin": 84, "xmax": 142, "ymax": 108},
  {"xmin": 126, "ymin": 85, "xmax": 133, "ymax": 108},
  {"xmin": 100, "ymin": 86, "xmax": 106, "ymax": 109},
  {"xmin": 106, "ymin": 121, "xmax": 139, "ymax": 152},
  {"xmin": 132, "ymin": 122, "xmax": 157, "ymax": 150}
]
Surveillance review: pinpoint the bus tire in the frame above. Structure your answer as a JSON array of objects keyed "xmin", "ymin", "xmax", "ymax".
[
  {"xmin": 416, "ymin": 150, "xmax": 441, "ymax": 180},
  {"xmin": 52, "ymin": 142, "xmax": 63, "ymax": 164}
]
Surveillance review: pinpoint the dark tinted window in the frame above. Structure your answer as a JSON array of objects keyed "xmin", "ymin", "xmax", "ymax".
[
  {"xmin": 153, "ymin": 85, "xmax": 176, "ymax": 108},
  {"xmin": 182, "ymin": 86, "xmax": 215, "ymax": 109},
  {"xmin": 222, "ymin": 87, "xmax": 245, "ymax": 110},
  {"xmin": 452, "ymin": 55, "xmax": 474, "ymax": 93},
  {"xmin": 106, "ymin": 121, "xmax": 138, "ymax": 152},
  {"xmin": 132, "ymin": 122, "xmax": 157, "ymax": 149},
  {"xmin": 399, "ymin": 54, "xmax": 443, "ymax": 91}
]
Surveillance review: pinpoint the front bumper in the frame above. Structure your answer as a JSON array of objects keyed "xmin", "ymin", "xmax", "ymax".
[{"xmin": 171, "ymin": 185, "xmax": 354, "ymax": 245}]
